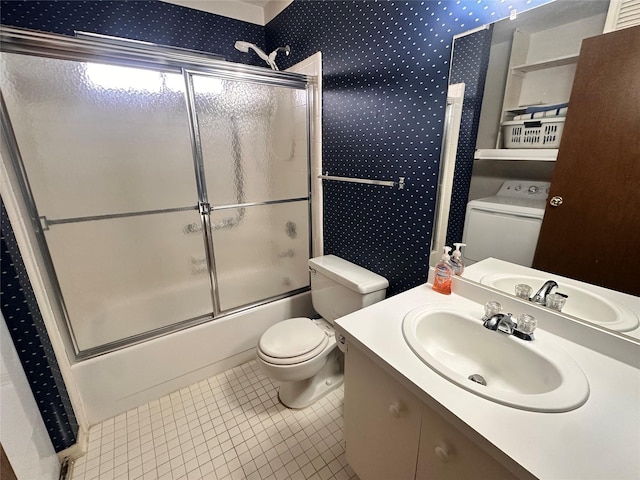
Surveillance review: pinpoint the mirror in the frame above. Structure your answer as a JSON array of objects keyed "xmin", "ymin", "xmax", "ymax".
[{"xmin": 438, "ymin": 0, "xmax": 640, "ymax": 343}]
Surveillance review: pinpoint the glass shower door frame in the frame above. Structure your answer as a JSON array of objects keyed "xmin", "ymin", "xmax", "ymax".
[
  {"xmin": 0, "ymin": 26, "xmax": 313, "ymax": 360},
  {"xmin": 183, "ymin": 69, "xmax": 313, "ymax": 316}
]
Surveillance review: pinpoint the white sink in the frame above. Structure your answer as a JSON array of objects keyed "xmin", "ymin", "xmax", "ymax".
[
  {"xmin": 481, "ymin": 273, "xmax": 640, "ymax": 332},
  {"xmin": 402, "ymin": 306, "xmax": 589, "ymax": 412}
]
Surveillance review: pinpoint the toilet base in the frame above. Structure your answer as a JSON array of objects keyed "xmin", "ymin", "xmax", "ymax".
[{"xmin": 278, "ymin": 348, "xmax": 344, "ymax": 409}]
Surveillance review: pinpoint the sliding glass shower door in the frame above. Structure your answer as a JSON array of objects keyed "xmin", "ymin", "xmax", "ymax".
[
  {"xmin": 1, "ymin": 53, "xmax": 215, "ymax": 353},
  {"xmin": 191, "ymin": 74, "xmax": 310, "ymax": 311},
  {"xmin": 1, "ymin": 40, "xmax": 311, "ymax": 358}
]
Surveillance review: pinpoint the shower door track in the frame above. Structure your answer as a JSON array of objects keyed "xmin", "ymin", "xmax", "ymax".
[
  {"xmin": 1, "ymin": 26, "xmax": 314, "ymax": 360},
  {"xmin": 0, "ymin": 26, "xmax": 309, "ymax": 89}
]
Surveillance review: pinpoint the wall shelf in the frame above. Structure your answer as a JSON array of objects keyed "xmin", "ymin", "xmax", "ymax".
[
  {"xmin": 511, "ymin": 54, "xmax": 579, "ymax": 73},
  {"xmin": 474, "ymin": 149, "xmax": 558, "ymax": 161}
]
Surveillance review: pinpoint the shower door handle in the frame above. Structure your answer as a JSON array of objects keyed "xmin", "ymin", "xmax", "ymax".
[{"xmin": 198, "ymin": 202, "xmax": 211, "ymax": 215}]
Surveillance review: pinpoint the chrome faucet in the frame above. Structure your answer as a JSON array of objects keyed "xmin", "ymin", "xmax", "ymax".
[
  {"xmin": 482, "ymin": 306, "xmax": 535, "ymax": 341},
  {"xmin": 530, "ymin": 280, "xmax": 558, "ymax": 306},
  {"xmin": 483, "ymin": 313, "xmax": 516, "ymax": 335}
]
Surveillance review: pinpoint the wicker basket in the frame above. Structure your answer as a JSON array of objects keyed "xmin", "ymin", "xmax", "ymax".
[{"xmin": 502, "ymin": 118, "xmax": 565, "ymax": 149}]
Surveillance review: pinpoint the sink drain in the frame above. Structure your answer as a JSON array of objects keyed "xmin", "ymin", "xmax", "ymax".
[{"xmin": 468, "ymin": 374, "xmax": 487, "ymax": 386}]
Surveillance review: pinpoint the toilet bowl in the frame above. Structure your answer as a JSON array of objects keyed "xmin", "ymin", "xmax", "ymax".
[
  {"xmin": 256, "ymin": 255, "xmax": 388, "ymax": 409},
  {"xmin": 258, "ymin": 317, "xmax": 342, "ymax": 408}
]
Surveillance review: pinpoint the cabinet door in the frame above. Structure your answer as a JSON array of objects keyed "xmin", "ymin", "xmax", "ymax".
[
  {"xmin": 416, "ymin": 404, "xmax": 518, "ymax": 480},
  {"xmin": 344, "ymin": 347, "xmax": 422, "ymax": 480}
]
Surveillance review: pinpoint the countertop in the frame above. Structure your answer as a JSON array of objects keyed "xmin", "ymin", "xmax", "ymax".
[
  {"xmin": 464, "ymin": 257, "xmax": 640, "ymax": 341},
  {"xmin": 334, "ymin": 276, "xmax": 640, "ymax": 480}
]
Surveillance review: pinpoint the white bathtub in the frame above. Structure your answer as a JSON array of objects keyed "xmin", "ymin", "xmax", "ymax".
[
  {"xmin": 71, "ymin": 290, "xmax": 313, "ymax": 425},
  {"xmin": 78, "ymin": 266, "xmax": 309, "ymax": 352}
]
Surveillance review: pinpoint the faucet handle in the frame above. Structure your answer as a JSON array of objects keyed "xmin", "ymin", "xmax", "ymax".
[
  {"xmin": 515, "ymin": 284, "xmax": 533, "ymax": 300},
  {"xmin": 483, "ymin": 301, "xmax": 502, "ymax": 319},
  {"xmin": 516, "ymin": 314, "xmax": 537, "ymax": 334},
  {"xmin": 512, "ymin": 314, "xmax": 536, "ymax": 341}
]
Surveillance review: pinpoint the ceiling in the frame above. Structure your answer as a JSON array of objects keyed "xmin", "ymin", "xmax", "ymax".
[
  {"xmin": 161, "ymin": 0, "xmax": 291, "ymax": 25},
  {"xmin": 240, "ymin": 0, "xmax": 271, "ymax": 6}
]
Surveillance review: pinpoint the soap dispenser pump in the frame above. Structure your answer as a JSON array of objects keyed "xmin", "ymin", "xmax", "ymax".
[
  {"xmin": 450, "ymin": 243, "xmax": 466, "ymax": 276},
  {"xmin": 432, "ymin": 246, "xmax": 453, "ymax": 295}
]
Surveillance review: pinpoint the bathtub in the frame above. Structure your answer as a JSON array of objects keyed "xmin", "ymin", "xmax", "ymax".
[
  {"xmin": 71, "ymin": 289, "xmax": 313, "ymax": 425},
  {"xmin": 77, "ymin": 267, "xmax": 308, "ymax": 352}
]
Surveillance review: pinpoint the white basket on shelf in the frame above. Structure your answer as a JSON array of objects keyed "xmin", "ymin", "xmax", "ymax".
[{"xmin": 501, "ymin": 117, "xmax": 565, "ymax": 149}]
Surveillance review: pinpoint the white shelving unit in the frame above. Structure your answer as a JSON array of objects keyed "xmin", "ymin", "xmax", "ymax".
[
  {"xmin": 475, "ymin": 6, "xmax": 608, "ymax": 160},
  {"xmin": 498, "ymin": 30, "xmax": 579, "ymax": 128}
]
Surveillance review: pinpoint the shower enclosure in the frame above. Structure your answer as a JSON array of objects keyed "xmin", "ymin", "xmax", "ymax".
[{"xmin": 0, "ymin": 28, "xmax": 313, "ymax": 359}]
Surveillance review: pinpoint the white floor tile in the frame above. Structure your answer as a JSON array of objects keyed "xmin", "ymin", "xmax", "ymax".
[{"xmin": 71, "ymin": 360, "xmax": 358, "ymax": 480}]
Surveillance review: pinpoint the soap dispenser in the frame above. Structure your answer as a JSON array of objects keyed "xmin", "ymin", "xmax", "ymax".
[
  {"xmin": 432, "ymin": 246, "xmax": 453, "ymax": 295},
  {"xmin": 450, "ymin": 243, "xmax": 466, "ymax": 276}
]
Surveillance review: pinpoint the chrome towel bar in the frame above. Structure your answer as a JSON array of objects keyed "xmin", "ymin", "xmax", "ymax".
[{"xmin": 319, "ymin": 173, "xmax": 405, "ymax": 190}]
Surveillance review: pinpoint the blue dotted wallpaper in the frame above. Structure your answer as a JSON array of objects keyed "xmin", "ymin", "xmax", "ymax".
[
  {"xmin": 1, "ymin": 200, "xmax": 79, "ymax": 452},
  {"xmin": 446, "ymin": 25, "xmax": 493, "ymax": 247},
  {"xmin": 266, "ymin": 0, "xmax": 550, "ymax": 295},
  {"xmin": 0, "ymin": 0, "xmax": 267, "ymax": 67}
]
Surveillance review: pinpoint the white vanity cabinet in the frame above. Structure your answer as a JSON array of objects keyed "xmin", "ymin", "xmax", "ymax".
[
  {"xmin": 344, "ymin": 346, "xmax": 519, "ymax": 480},
  {"xmin": 343, "ymin": 344, "xmax": 423, "ymax": 479}
]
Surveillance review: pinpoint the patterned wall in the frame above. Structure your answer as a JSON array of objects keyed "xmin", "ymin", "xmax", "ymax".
[
  {"xmin": 446, "ymin": 26, "xmax": 494, "ymax": 247},
  {"xmin": 0, "ymin": 0, "xmax": 266, "ymax": 66},
  {"xmin": 1, "ymin": 200, "xmax": 79, "ymax": 452},
  {"xmin": 266, "ymin": 0, "xmax": 550, "ymax": 295}
]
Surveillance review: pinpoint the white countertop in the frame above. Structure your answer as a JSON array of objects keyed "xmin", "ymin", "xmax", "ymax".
[
  {"xmin": 335, "ymin": 277, "xmax": 640, "ymax": 480},
  {"xmin": 464, "ymin": 258, "xmax": 640, "ymax": 341}
]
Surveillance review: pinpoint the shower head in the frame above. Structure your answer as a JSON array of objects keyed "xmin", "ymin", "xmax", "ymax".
[
  {"xmin": 234, "ymin": 41, "xmax": 256, "ymax": 54},
  {"xmin": 234, "ymin": 41, "xmax": 248, "ymax": 53},
  {"xmin": 234, "ymin": 40, "xmax": 276, "ymax": 70},
  {"xmin": 234, "ymin": 40, "xmax": 291, "ymax": 71}
]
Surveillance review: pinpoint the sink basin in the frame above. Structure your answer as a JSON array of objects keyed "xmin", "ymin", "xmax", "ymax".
[
  {"xmin": 402, "ymin": 306, "xmax": 589, "ymax": 412},
  {"xmin": 481, "ymin": 273, "xmax": 640, "ymax": 332}
]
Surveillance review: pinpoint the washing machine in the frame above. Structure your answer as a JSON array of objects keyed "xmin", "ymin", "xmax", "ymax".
[{"xmin": 462, "ymin": 180, "xmax": 550, "ymax": 267}]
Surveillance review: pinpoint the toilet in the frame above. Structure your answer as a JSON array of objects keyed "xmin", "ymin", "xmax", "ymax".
[{"xmin": 256, "ymin": 255, "xmax": 389, "ymax": 409}]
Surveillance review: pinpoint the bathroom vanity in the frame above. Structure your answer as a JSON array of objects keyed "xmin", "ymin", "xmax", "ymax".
[
  {"xmin": 335, "ymin": 274, "xmax": 640, "ymax": 479},
  {"xmin": 344, "ymin": 345, "xmax": 521, "ymax": 479}
]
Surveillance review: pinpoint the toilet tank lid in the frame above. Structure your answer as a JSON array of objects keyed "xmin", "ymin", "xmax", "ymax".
[{"xmin": 308, "ymin": 255, "xmax": 389, "ymax": 294}]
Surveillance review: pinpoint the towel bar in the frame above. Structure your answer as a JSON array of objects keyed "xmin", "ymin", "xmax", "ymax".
[{"xmin": 319, "ymin": 173, "xmax": 405, "ymax": 190}]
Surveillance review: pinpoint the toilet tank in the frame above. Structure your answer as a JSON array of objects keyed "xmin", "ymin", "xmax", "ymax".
[{"xmin": 308, "ymin": 255, "xmax": 389, "ymax": 323}]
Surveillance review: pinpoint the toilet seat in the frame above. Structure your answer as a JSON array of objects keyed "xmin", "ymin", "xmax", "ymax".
[{"xmin": 258, "ymin": 318, "xmax": 329, "ymax": 366}]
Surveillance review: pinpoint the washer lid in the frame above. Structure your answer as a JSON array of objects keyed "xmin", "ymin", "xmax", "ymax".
[
  {"xmin": 467, "ymin": 196, "xmax": 546, "ymax": 217},
  {"xmin": 259, "ymin": 318, "xmax": 327, "ymax": 358}
]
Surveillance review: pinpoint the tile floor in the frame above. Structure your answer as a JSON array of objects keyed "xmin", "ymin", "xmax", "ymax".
[{"xmin": 70, "ymin": 361, "xmax": 358, "ymax": 480}]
